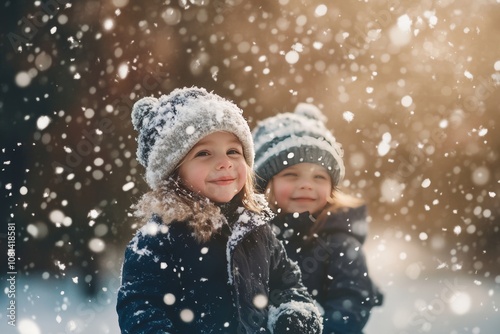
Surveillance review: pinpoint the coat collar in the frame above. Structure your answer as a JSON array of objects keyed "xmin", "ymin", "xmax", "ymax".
[
  {"xmin": 225, "ymin": 202, "xmax": 273, "ymax": 284},
  {"xmin": 273, "ymin": 205, "xmax": 368, "ymax": 244}
]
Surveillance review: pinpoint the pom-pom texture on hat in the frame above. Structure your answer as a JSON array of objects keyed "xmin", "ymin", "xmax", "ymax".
[
  {"xmin": 132, "ymin": 86, "xmax": 254, "ymax": 190},
  {"xmin": 252, "ymin": 103, "xmax": 345, "ymax": 190}
]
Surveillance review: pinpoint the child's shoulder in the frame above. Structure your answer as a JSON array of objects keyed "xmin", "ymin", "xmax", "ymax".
[{"xmin": 129, "ymin": 215, "xmax": 186, "ymax": 246}]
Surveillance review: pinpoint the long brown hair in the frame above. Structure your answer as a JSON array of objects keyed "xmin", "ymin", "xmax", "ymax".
[{"xmin": 234, "ymin": 167, "xmax": 263, "ymax": 213}]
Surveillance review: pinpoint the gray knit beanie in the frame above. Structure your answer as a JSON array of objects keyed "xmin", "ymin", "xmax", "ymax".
[
  {"xmin": 132, "ymin": 86, "xmax": 254, "ymax": 190},
  {"xmin": 252, "ymin": 103, "xmax": 345, "ymax": 190}
]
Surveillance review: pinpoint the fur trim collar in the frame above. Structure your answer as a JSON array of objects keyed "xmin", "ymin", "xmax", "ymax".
[{"xmin": 133, "ymin": 179, "xmax": 228, "ymax": 243}]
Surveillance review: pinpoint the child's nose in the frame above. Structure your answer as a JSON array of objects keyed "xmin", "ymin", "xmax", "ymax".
[
  {"xmin": 216, "ymin": 157, "xmax": 232, "ymax": 170},
  {"xmin": 298, "ymin": 178, "xmax": 313, "ymax": 189}
]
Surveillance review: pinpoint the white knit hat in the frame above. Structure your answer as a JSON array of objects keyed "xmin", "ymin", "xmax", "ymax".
[
  {"xmin": 132, "ymin": 86, "xmax": 254, "ymax": 190},
  {"xmin": 252, "ymin": 103, "xmax": 345, "ymax": 190}
]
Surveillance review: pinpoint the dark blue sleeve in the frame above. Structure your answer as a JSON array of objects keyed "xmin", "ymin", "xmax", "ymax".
[
  {"xmin": 266, "ymin": 225, "xmax": 323, "ymax": 333},
  {"xmin": 322, "ymin": 233, "xmax": 383, "ymax": 334},
  {"xmin": 116, "ymin": 225, "xmax": 176, "ymax": 334}
]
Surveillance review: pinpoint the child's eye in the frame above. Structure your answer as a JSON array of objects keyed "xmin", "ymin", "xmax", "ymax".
[
  {"xmin": 227, "ymin": 149, "xmax": 242, "ymax": 155},
  {"xmin": 194, "ymin": 151, "xmax": 210, "ymax": 157},
  {"xmin": 282, "ymin": 172, "xmax": 297, "ymax": 177},
  {"xmin": 316, "ymin": 174, "xmax": 331, "ymax": 181}
]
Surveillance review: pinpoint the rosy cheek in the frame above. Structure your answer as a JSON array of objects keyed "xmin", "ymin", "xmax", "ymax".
[{"xmin": 276, "ymin": 188, "xmax": 291, "ymax": 202}]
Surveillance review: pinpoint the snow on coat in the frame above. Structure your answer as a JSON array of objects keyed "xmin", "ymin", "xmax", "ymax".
[{"xmin": 116, "ymin": 182, "xmax": 323, "ymax": 333}]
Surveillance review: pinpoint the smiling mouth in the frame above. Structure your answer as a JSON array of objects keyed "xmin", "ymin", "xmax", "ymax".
[
  {"xmin": 292, "ymin": 197, "xmax": 315, "ymax": 202},
  {"xmin": 211, "ymin": 178, "xmax": 235, "ymax": 185}
]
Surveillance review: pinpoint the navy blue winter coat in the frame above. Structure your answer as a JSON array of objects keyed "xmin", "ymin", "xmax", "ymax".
[
  {"xmin": 270, "ymin": 205, "xmax": 383, "ymax": 334},
  {"xmin": 116, "ymin": 188, "xmax": 322, "ymax": 334}
]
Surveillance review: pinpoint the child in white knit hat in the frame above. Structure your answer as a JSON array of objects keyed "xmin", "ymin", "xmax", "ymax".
[
  {"xmin": 253, "ymin": 103, "xmax": 383, "ymax": 334},
  {"xmin": 116, "ymin": 87, "xmax": 322, "ymax": 334}
]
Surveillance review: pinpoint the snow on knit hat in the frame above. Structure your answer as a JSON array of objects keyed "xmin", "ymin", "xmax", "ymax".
[
  {"xmin": 132, "ymin": 86, "xmax": 254, "ymax": 190},
  {"xmin": 252, "ymin": 103, "xmax": 345, "ymax": 190}
]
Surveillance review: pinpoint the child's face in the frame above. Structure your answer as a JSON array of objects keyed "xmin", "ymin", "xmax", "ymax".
[
  {"xmin": 270, "ymin": 162, "xmax": 332, "ymax": 216},
  {"xmin": 178, "ymin": 131, "xmax": 247, "ymax": 204}
]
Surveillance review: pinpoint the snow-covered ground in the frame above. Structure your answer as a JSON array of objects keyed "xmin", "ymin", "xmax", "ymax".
[
  {"xmin": 1, "ymin": 271, "xmax": 121, "ymax": 334},
  {"xmin": 2, "ymin": 234, "xmax": 499, "ymax": 334},
  {"xmin": 363, "ymin": 228, "xmax": 500, "ymax": 334},
  {"xmin": 364, "ymin": 269, "xmax": 499, "ymax": 333}
]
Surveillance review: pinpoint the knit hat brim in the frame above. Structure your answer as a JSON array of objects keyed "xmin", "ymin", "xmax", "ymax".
[{"xmin": 254, "ymin": 136, "xmax": 344, "ymax": 190}]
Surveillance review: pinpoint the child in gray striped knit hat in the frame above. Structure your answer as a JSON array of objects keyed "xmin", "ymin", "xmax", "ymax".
[
  {"xmin": 252, "ymin": 103, "xmax": 383, "ymax": 334},
  {"xmin": 253, "ymin": 102, "xmax": 345, "ymax": 193}
]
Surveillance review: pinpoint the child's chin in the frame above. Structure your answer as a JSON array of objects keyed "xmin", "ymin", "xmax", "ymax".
[
  {"xmin": 206, "ymin": 188, "xmax": 240, "ymax": 204},
  {"xmin": 209, "ymin": 195, "xmax": 235, "ymax": 204}
]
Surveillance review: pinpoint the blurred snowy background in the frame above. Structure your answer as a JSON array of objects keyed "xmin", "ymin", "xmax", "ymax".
[{"xmin": 1, "ymin": 0, "xmax": 499, "ymax": 333}]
